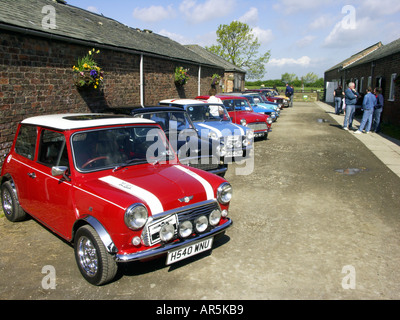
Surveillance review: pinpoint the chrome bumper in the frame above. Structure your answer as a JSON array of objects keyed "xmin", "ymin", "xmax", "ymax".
[{"xmin": 114, "ymin": 218, "xmax": 232, "ymax": 263}]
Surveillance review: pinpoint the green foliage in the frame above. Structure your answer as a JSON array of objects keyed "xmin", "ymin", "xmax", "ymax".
[
  {"xmin": 174, "ymin": 66, "xmax": 189, "ymax": 86},
  {"xmin": 206, "ymin": 21, "xmax": 270, "ymax": 80},
  {"xmin": 72, "ymin": 49, "xmax": 103, "ymax": 89}
]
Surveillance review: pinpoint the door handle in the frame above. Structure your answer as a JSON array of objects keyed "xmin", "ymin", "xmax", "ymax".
[{"xmin": 27, "ymin": 172, "xmax": 36, "ymax": 179}]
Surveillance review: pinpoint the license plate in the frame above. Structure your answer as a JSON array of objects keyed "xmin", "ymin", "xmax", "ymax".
[
  {"xmin": 226, "ymin": 149, "xmax": 243, "ymax": 157},
  {"xmin": 166, "ymin": 237, "xmax": 213, "ymax": 265}
]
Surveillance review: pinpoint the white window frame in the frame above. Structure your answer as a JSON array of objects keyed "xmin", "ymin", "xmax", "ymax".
[
  {"xmin": 389, "ymin": 73, "xmax": 397, "ymax": 101},
  {"xmin": 367, "ymin": 76, "xmax": 372, "ymax": 88},
  {"xmin": 360, "ymin": 77, "xmax": 364, "ymax": 93}
]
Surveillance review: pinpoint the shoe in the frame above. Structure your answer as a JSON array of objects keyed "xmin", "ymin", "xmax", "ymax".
[
  {"xmin": 365, "ymin": 131, "xmax": 370, "ymax": 134},
  {"xmin": 343, "ymin": 127, "xmax": 349, "ymax": 130},
  {"xmin": 354, "ymin": 130, "xmax": 362, "ymax": 134}
]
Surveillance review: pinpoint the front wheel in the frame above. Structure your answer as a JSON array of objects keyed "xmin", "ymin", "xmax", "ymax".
[{"xmin": 74, "ymin": 225, "xmax": 118, "ymax": 286}]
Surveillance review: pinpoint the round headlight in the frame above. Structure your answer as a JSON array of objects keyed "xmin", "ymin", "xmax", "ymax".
[
  {"xmin": 194, "ymin": 215, "xmax": 208, "ymax": 233},
  {"xmin": 208, "ymin": 131, "xmax": 218, "ymax": 140},
  {"xmin": 246, "ymin": 130, "xmax": 254, "ymax": 141},
  {"xmin": 179, "ymin": 220, "xmax": 193, "ymax": 238},
  {"xmin": 240, "ymin": 119, "xmax": 247, "ymax": 126},
  {"xmin": 217, "ymin": 182, "xmax": 233, "ymax": 204},
  {"xmin": 160, "ymin": 223, "xmax": 175, "ymax": 242},
  {"xmin": 209, "ymin": 209, "xmax": 222, "ymax": 226},
  {"xmin": 124, "ymin": 204, "xmax": 148, "ymax": 230},
  {"xmin": 267, "ymin": 117, "xmax": 272, "ymax": 124}
]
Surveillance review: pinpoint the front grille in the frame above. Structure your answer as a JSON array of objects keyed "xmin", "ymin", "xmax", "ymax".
[
  {"xmin": 186, "ymin": 156, "xmax": 220, "ymax": 171},
  {"xmin": 141, "ymin": 200, "xmax": 220, "ymax": 246},
  {"xmin": 248, "ymin": 122, "xmax": 268, "ymax": 131},
  {"xmin": 177, "ymin": 201, "xmax": 219, "ymax": 222}
]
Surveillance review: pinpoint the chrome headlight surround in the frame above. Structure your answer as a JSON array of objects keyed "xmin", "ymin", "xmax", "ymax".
[
  {"xmin": 217, "ymin": 182, "xmax": 233, "ymax": 205},
  {"xmin": 240, "ymin": 118, "xmax": 247, "ymax": 126},
  {"xmin": 266, "ymin": 117, "xmax": 273, "ymax": 124},
  {"xmin": 124, "ymin": 203, "xmax": 148, "ymax": 230},
  {"xmin": 208, "ymin": 131, "xmax": 219, "ymax": 140}
]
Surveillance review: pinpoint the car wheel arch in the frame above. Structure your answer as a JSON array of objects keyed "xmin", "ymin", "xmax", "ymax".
[{"xmin": 72, "ymin": 216, "xmax": 118, "ymax": 254}]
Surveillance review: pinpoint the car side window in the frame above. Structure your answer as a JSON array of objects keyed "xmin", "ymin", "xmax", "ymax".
[
  {"xmin": 14, "ymin": 125, "xmax": 37, "ymax": 160},
  {"xmin": 38, "ymin": 129, "xmax": 69, "ymax": 168}
]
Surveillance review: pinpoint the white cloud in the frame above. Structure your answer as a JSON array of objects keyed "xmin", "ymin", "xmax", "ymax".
[
  {"xmin": 308, "ymin": 15, "xmax": 335, "ymax": 30},
  {"xmin": 238, "ymin": 7, "xmax": 259, "ymax": 25},
  {"xmin": 87, "ymin": 6, "xmax": 99, "ymax": 14},
  {"xmin": 268, "ymin": 56, "xmax": 311, "ymax": 67},
  {"xmin": 251, "ymin": 27, "xmax": 274, "ymax": 44},
  {"xmin": 296, "ymin": 35, "xmax": 316, "ymax": 48},
  {"xmin": 158, "ymin": 29, "xmax": 190, "ymax": 45},
  {"xmin": 360, "ymin": 0, "xmax": 400, "ymax": 16},
  {"xmin": 323, "ymin": 16, "xmax": 374, "ymax": 48},
  {"xmin": 179, "ymin": 0, "xmax": 236, "ymax": 24},
  {"xmin": 273, "ymin": 0, "xmax": 332, "ymax": 14},
  {"xmin": 133, "ymin": 5, "xmax": 175, "ymax": 23}
]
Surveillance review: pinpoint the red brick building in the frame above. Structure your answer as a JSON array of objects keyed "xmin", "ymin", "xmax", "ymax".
[
  {"xmin": 0, "ymin": 0, "xmax": 225, "ymax": 163},
  {"xmin": 324, "ymin": 38, "xmax": 400, "ymax": 125}
]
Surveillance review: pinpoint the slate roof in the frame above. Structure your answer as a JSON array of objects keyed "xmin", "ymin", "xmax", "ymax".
[
  {"xmin": 325, "ymin": 42, "xmax": 382, "ymax": 73},
  {"xmin": 184, "ymin": 44, "xmax": 246, "ymax": 73},
  {"xmin": 349, "ymin": 37, "xmax": 400, "ymax": 68},
  {"xmin": 0, "ymin": 0, "xmax": 220, "ymax": 67}
]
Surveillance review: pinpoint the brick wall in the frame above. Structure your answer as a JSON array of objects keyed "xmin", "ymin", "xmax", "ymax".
[
  {"xmin": 0, "ymin": 30, "xmax": 223, "ymax": 164},
  {"xmin": 325, "ymin": 53, "xmax": 400, "ymax": 126}
]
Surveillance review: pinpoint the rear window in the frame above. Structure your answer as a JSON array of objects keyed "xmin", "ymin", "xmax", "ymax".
[{"xmin": 14, "ymin": 125, "xmax": 37, "ymax": 160}]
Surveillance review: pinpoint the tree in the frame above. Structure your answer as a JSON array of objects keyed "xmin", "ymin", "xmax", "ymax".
[
  {"xmin": 206, "ymin": 21, "xmax": 271, "ymax": 80},
  {"xmin": 302, "ymin": 72, "xmax": 319, "ymax": 85},
  {"xmin": 281, "ymin": 73, "xmax": 298, "ymax": 84}
]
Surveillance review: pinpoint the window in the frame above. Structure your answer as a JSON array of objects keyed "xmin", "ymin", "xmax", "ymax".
[
  {"xmin": 360, "ymin": 77, "xmax": 364, "ymax": 94},
  {"xmin": 389, "ymin": 73, "xmax": 397, "ymax": 101},
  {"xmin": 38, "ymin": 129, "xmax": 69, "ymax": 167},
  {"xmin": 367, "ymin": 76, "xmax": 372, "ymax": 88},
  {"xmin": 14, "ymin": 125, "xmax": 37, "ymax": 160}
]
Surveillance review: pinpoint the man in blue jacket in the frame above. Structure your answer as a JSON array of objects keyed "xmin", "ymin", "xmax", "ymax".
[
  {"xmin": 343, "ymin": 82, "xmax": 360, "ymax": 130},
  {"xmin": 354, "ymin": 87, "xmax": 377, "ymax": 134}
]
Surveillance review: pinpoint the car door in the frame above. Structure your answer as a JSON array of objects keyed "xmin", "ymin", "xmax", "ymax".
[{"xmin": 24, "ymin": 128, "xmax": 75, "ymax": 238}]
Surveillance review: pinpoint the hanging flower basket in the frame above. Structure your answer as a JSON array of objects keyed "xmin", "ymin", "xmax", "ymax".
[
  {"xmin": 211, "ymin": 73, "xmax": 221, "ymax": 86},
  {"xmin": 72, "ymin": 48, "xmax": 103, "ymax": 89},
  {"xmin": 174, "ymin": 66, "xmax": 189, "ymax": 86}
]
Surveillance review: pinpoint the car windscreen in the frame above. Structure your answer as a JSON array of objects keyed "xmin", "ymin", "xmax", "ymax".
[
  {"xmin": 134, "ymin": 111, "xmax": 194, "ymax": 132},
  {"xmin": 185, "ymin": 104, "xmax": 230, "ymax": 122},
  {"xmin": 72, "ymin": 126, "xmax": 174, "ymax": 172},
  {"xmin": 222, "ymin": 99, "xmax": 253, "ymax": 112}
]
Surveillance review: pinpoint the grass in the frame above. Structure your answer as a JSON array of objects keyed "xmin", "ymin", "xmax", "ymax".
[{"xmin": 245, "ymin": 85, "xmax": 324, "ymax": 92}]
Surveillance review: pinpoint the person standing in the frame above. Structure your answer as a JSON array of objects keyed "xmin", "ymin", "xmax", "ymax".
[
  {"xmin": 334, "ymin": 85, "xmax": 344, "ymax": 115},
  {"xmin": 285, "ymin": 83, "xmax": 294, "ymax": 107},
  {"xmin": 372, "ymin": 87, "xmax": 384, "ymax": 133},
  {"xmin": 354, "ymin": 87, "xmax": 376, "ymax": 134},
  {"xmin": 343, "ymin": 82, "xmax": 360, "ymax": 130}
]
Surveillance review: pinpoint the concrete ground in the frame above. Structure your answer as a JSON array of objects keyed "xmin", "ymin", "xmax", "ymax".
[{"xmin": 1, "ymin": 101, "xmax": 400, "ymax": 300}]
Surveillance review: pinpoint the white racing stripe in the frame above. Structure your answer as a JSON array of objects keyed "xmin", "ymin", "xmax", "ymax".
[
  {"xmin": 175, "ymin": 165, "xmax": 214, "ymax": 200},
  {"xmin": 196, "ymin": 123, "xmax": 223, "ymax": 138},
  {"xmin": 231, "ymin": 123, "xmax": 245, "ymax": 136},
  {"xmin": 99, "ymin": 176, "xmax": 164, "ymax": 214}
]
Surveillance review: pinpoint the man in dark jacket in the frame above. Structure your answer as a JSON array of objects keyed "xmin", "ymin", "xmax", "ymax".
[
  {"xmin": 343, "ymin": 82, "xmax": 360, "ymax": 130},
  {"xmin": 285, "ymin": 83, "xmax": 294, "ymax": 107},
  {"xmin": 372, "ymin": 87, "xmax": 384, "ymax": 133}
]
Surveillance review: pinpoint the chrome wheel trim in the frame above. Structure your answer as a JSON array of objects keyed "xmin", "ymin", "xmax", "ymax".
[
  {"xmin": 2, "ymin": 188, "xmax": 13, "ymax": 216},
  {"xmin": 77, "ymin": 236, "xmax": 99, "ymax": 277}
]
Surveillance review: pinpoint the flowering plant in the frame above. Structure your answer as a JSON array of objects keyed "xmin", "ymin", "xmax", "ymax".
[
  {"xmin": 72, "ymin": 49, "xmax": 103, "ymax": 89},
  {"xmin": 174, "ymin": 66, "xmax": 189, "ymax": 86},
  {"xmin": 211, "ymin": 73, "xmax": 221, "ymax": 85}
]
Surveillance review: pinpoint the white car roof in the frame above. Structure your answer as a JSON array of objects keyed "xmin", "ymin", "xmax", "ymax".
[{"xmin": 21, "ymin": 113, "xmax": 155, "ymax": 130}]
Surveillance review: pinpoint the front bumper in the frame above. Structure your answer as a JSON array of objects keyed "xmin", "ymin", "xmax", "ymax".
[{"xmin": 114, "ymin": 218, "xmax": 232, "ymax": 262}]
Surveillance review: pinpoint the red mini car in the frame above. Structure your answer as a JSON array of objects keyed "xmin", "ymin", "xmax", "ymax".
[
  {"xmin": 197, "ymin": 95, "xmax": 272, "ymax": 139},
  {"xmin": 0, "ymin": 114, "xmax": 233, "ymax": 285}
]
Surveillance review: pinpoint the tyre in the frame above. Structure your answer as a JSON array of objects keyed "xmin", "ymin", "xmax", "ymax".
[
  {"xmin": 1, "ymin": 181, "xmax": 26, "ymax": 222},
  {"xmin": 74, "ymin": 225, "xmax": 118, "ymax": 286}
]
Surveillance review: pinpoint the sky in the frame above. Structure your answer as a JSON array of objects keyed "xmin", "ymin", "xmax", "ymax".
[{"xmin": 66, "ymin": 0, "xmax": 400, "ymax": 80}]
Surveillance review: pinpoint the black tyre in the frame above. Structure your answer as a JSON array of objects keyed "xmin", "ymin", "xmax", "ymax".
[
  {"xmin": 74, "ymin": 225, "xmax": 118, "ymax": 286},
  {"xmin": 1, "ymin": 181, "xmax": 26, "ymax": 222}
]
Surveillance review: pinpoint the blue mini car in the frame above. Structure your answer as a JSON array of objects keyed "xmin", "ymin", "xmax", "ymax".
[{"xmin": 159, "ymin": 99, "xmax": 254, "ymax": 161}]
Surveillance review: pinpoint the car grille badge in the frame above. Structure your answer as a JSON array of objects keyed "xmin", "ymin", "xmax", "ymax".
[{"xmin": 179, "ymin": 195, "xmax": 194, "ymax": 203}]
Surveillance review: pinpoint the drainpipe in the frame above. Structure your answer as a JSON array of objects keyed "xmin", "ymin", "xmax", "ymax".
[
  {"xmin": 140, "ymin": 54, "xmax": 144, "ymax": 107},
  {"xmin": 198, "ymin": 65, "xmax": 201, "ymax": 96}
]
